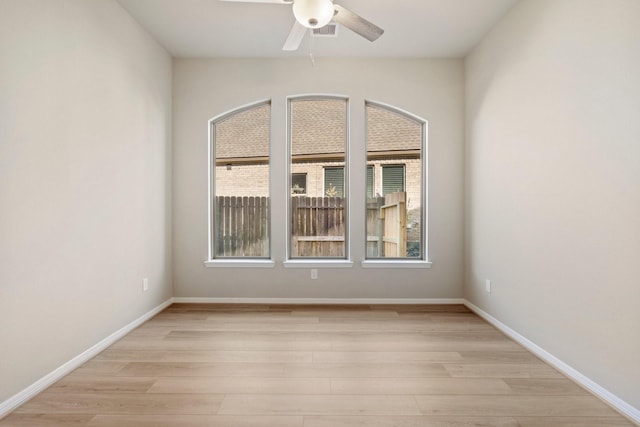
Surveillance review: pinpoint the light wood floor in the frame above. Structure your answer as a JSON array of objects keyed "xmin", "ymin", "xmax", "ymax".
[{"xmin": 1, "ymin": 304, "xmax": 634, "ymax": 426}]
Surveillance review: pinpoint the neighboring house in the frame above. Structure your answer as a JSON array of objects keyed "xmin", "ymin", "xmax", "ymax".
[
  {"xmin": 214, "ymin": 100, "xmax": 422, "ymax": 196},
  {"xmin": 214, "ymin": 99, "xmax": 423, "ymax": 254}
]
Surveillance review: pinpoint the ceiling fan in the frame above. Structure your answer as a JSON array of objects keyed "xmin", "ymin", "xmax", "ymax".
[{"xmin": 221, "ymin": 0, "xmax": 384, "ymax": 51}]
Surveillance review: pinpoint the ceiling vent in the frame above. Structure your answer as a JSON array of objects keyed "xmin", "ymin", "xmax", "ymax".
[{"xmin": 312, "ymin": 24, "xmax": 338, "ymax": 37}]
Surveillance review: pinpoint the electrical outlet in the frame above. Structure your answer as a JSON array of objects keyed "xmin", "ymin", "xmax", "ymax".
[
  {"xmin": 485, "ymin": 279, "xmax": 491, "ymax": 293},
  {"xmin": 311, "ymin": 269, "xmax": 318, "ymax": 280},
  {"xmin": 142, "ymin": 278, "xmax": 149, "ymax": 292}
]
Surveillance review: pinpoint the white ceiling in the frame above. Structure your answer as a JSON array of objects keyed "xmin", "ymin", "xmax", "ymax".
[{"xmin": 116, "ymin": 0, "xmax": 519, "ymax": 58}]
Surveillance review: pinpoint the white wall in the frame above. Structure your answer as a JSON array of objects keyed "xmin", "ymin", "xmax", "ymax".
[
  {"xmin": 173, "ymin": 58, "xmax": 464, "ymax": 299},
  {"xmin": 0, "ymin": 0, "xmax": 172, "ymax": 403},
  {"xmin": 465, "ymin": 0, "xmax": 640, "ymax": 411}
]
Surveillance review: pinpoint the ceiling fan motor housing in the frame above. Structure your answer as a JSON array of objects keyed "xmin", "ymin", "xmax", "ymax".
[{"xmin": 293, "ymin": 0, "xmax": 334, "ymax": 28}]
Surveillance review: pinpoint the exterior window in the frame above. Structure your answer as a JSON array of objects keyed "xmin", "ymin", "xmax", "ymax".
[
  {"xmin": 289, "ymin": 97, "xmax": 348, "ymax": 259},
  {"xmin": 366, "ymin": 165, "xmax": 375, "ymax": 198},
  {"xmin": 209, "ymin": 101, "xmax": 270, "ymax": 258},
  {"xmin": 366, "ymin": 102, "xmax": 425, "ymax": 259},
  {"xmin": 324, "ymin": 167, "xmax": 344, "ymax": 197},
  {"xmin": 292, "ymin": 173, "xmax": 307, "ymax": 195},
  {"xmin": 382, "ymin": 165, "xmax": 405, "ymax": 195}
]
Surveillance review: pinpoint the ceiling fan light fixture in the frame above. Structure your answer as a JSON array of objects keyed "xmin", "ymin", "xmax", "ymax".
[{"xmin": 292, "ymin": 0, "xmax": 334, "ymax": 29}]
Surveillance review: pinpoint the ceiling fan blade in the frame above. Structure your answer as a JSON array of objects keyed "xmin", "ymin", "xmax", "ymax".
[
  {"xmin": 220, "ymin": 0, "xmax": 291, "ymax": 4},
  {"xmin": 332, "ymin": 4, "xmax": 384, "ymax": 42},
  {"xmin": 282, "ymin": 21, "xmax": 307, "ymax": 51}
]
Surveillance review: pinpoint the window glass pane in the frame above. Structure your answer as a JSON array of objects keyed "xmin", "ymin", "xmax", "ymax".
[
  {"xmin": 290, "ymin": 98, "xmax": 347, "ymax": 259},
  {"xmin": 366, "ymin": 165, "xmax": 375, "ymax": 198},
  {"xmin": 292, "ymin": 173, "xmax": 307, "ymax": 195},
  {"xmin": 212, "ymin": 102, "xmax": 270, "ymax": 258},
  {"xmin": 366, "ymin": 103, "xmax": 423, "ymax": 259},
  {"xmin": 324, "ymin": 167, "xmax": 344, "ymax": 197},
  {"xmin": 382, "ymin": 165, "xmax": 405, "ymax": 195}
]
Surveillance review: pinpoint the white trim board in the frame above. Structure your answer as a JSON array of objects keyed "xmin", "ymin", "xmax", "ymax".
[
  {"xmin": 463, "ymin": 299, "xmax": 640, "ymax": 426},
  {"xmin": 0, "ymin": 298, "xmax": 173, "ymax": 420},
  {"xmin": 172, "ymin": 297, "xmax": 464, "ymax": 305}
]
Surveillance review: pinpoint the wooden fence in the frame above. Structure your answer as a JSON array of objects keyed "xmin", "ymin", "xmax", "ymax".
[
  {"xmin": 215, "ymin": 193, "xmax": 406, "ymax": 258},
  {"xmin": 380, "ymin": 192, "xmax": 407, "ymax": 257},
  {"xmin": 367, "ymin": 192, "xmax": 407, "ymax": 258},
  {"xmin": 366, "ymin": 196, "xmax": 384, "ymax": 257},
  {"xmin": 291, "ymin": 196, "xmax": 345, "ymax": 257},
  {"xmin": 215, "ymin": 196, "xmax": 269, "ymax": 257}
]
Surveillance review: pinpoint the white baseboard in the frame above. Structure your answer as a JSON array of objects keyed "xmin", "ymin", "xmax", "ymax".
[
  {"xmin": 0, "ymin": 298, "xmax": 173, "ymax": 420},
  {"xmin": 172, "ymin": 297, "xmax": 464, "ymax": 305},
  {"xmin": 463, "ymin": 299, "xmax": 640, "ymax": 426}
]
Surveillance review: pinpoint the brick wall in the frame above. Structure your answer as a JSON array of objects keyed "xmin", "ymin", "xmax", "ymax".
[{"xmin": 215, "ymin": 164, "xmax": 269, "ymax": 196}]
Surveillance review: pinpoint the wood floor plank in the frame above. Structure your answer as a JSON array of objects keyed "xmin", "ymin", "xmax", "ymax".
[
  {"xmin": 377, "ymin": 304, "xmax": 472, "ymax": 313},
  {"xmin": 456, "ymin": 351, "xmax": 541, "ymax": 363},
  {"xmin": 163, "ymin": 321, "xmax": 494, "ymax": 332},
  {"xmin": 503, "ymin": 378, "xmax": 590, "ymax": 395},
  {"xmin": 330, "ymin": 339, "xmax": 523, "ymax": 352},
  {"xmin": 86, "ymin": 415, "xmax": 304, "ymax": 427},
  {"xmin": 312, "ymin": 351, "xmax": 462, "ymax": 363},
  {"xmin": 116, "ymin": 361, "xmax": 286, "ymax": 377},
  {"xmin": 0, "ymin": 414, "xmax": 93, "ymax": 426},
  {"xmin": 14, "ymin": 392, "xmax": 224, "ymax": 415},
  {"xmin": 148, "ymin": 377, "xmax": 331, "ymax": 394},
  {"xmin": 47, "ymin": 376, "xmax": 156, "ymax": 393},
  {"xmin": 283, "ymin": 362, "xmax": 448, "ymax": 378},
  {"xmin": 157, "ymin": 350, "xmax": 313, "ymax": 363},
  {"xmin": 291, "ymin": 310, "xmax": 400, "ymax": 320},
  {"xmin": 94, "ymin": 350, "xmax": 167, "ymax": 361},
  {"xmin": 414, "ymin": 395, "xmax": 622, "ymax": 417},
  {"xmin": 330, "ymin": 378, "xmax": 512, "ymax": 395},
  {"xmin": 217, "ymin": 394, "xmax": 422, "ymax": 415},
  {"xmin": 110, "ymin": 339, "xmax": 333, "ymax": 351},
  {"xmin": 206, "ymin": 315, "xmax": 321, "ymax": 324},
  {"xmin": 444, "ymin": 363, "xmax": 564, "ymax": 378},
  {"xmin": 164, "ymin": 330, "xmax": 434, "ymax": 343},
  {"xmin": 69, "ymin": 361, "xmax": 129, "ymax": 376},
  {"xmin": 303, "ymin": 415, "xmax": 520, "ymax": 427},
  {"xmin": 516, "ymin": 416, "xmax": 635, "ymax": 426}
]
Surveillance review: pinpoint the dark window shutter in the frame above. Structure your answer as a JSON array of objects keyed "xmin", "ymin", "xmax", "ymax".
[
  {"xmin": 382, "ymin": 165, "xmax": 405, "ymax": 195},
  {"xmin": 366, "ymin": 166, "xmax": 375, "ymax": 198},
  {"xmin": 324, "ymin": 167, "xmax": 344, "ymax": 197}
]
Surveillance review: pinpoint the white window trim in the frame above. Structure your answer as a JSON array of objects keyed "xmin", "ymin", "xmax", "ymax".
[
  {"xmin": 283, "ymin": 260, "xmax": 354, "ymax": 269},
  {"xmin": 361, "ymin": 260, "xmax": 432, "ymax": 269},
  {"xmin": 206, "ymin": 99, "xmax": 273, "ymax": 265},
  {"xmin": 205, "ymin": 259, "xmax": 276, "ymax": 268},
  {"xmin": 204, "ymin": 97, "xmax": 431, "ymax": 269},
  {"xmin": 286, "ymin": 94, "xmax": 351, "ymax": 262},
  {"xmin": 365, "ymin": 100, "xmax": 430, "ymax": 263}
]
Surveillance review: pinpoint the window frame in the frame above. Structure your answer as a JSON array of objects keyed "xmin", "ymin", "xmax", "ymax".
[
  {"xmin": 382, "ymin": 164, "xmax": 406, "ymax": 195},
  {"xmin": 366, "ymin": 165, "xmax": 375, "ymax": 198},
  {"xmin": 362, "ymin": 100, "xmax": 431, "ymax": 268},
  {"xmin": 291, "ymin": 173, "xmax": 307, "ymax": 195},
  {"xmin": 284, "ymin": 94, "xmax": 353, "ymax": 268},
  {"xmin": 323, "ymin": 166, "xmax": 345, "ymax": 197},
  {"xmin": 205, "ymin": 99, "xmax": 275, "ymax": 268}
]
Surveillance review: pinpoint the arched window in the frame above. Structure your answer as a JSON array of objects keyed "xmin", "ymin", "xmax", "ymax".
[
  {"xmin": 208, "ymin": 100, "xmax": 271, "ymax": 259},
  {"xmin": 288, "ymin": 96, "xmax": 348, "ymax": 259},
  {"xmin": 206, "ymin": 97, "xmax": 429, "ymax": 268},
  {"xmin": 366, "ymin": 101, "xmax": 427, "ymax": 260}
]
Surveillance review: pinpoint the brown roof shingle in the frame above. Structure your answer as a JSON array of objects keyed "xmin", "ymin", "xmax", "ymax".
[{"xmin": 214, "ymin": 100, "xmax": 422, "ymax": 160}]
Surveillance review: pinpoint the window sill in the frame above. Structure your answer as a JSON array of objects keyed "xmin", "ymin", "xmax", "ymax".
[
  {"xmin": 361, "ymin": 260, "xmax": 432, "ymax": 269},
  {"xmin": 204, "ymin": 259, "xmax": 275, "ymax": 268},
  {"xmin": 283, "ymin": 260, "xmax": 354, "ymax": 269}
]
